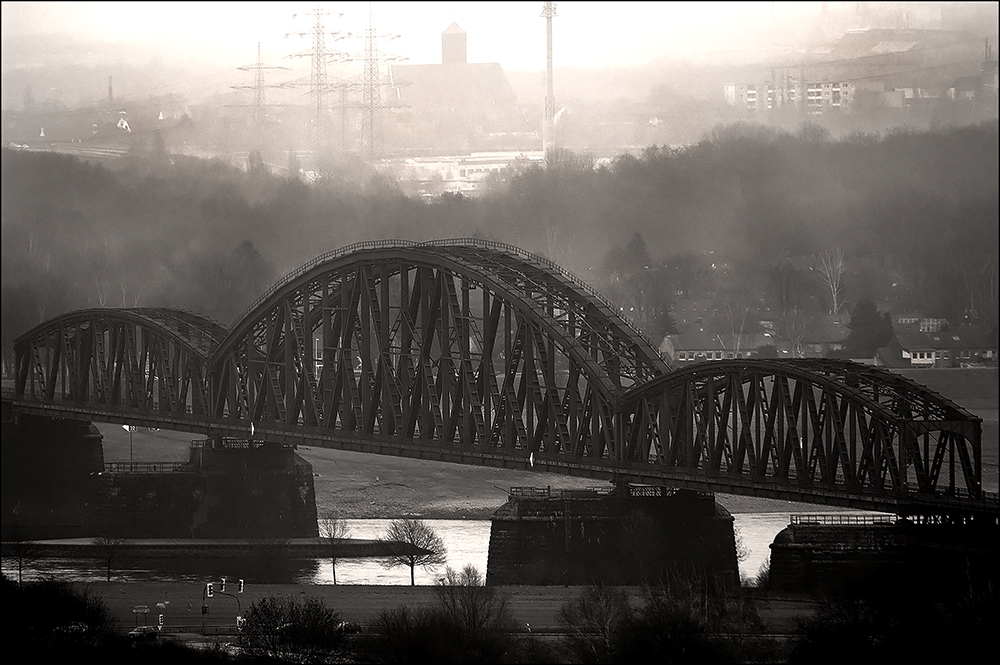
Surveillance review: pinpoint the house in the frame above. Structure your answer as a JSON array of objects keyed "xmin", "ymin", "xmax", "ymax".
[
  {"xmin": 670, "ymin": 299, "xmax": 719, "ymax": 330},
  {"xmin": 800, "ymin": 313, "xmax": 849, "ymax": 358},
  {"xmin": 894, "ymin": 313, "xmax": 948, "ymax": 333},
  {"xmin": 660, "ymin": 331, "xmax": 780, "ymax": 365},
  {"xmin": 878, "ymin": 328, "xmax": 998, "ymax": 368}
]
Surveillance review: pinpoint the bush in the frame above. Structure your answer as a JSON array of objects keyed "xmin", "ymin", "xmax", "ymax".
[
  {"xmin": 357, "ymin": 565, "xmax": 528, "ymax": 664},
  {"xmin": 240, "ymin": 595, "xmax": 344, "ymax": 664},
  {"xmin": 559, "ymin": 571, "xmax": 776, "ymax": 664}
]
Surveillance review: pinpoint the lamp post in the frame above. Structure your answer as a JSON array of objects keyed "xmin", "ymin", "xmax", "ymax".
[{"xmin": 122, "ymin": 424, "xmax": 135, "ymax": 469}]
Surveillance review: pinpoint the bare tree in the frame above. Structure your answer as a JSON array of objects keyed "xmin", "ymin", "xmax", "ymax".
[
  {"xmin": 379, "ymin": 518, "xmax": 447, "ymax": 586},
  {"xmin": 778, "ymin": 307, "xmax": 810, "ymax": 358},
  {"xmin": 620, "ymin": 509, "xmax": 666, "ymax": 583},
  {"xmin": 722, "ymin": 299, "xmax": 754, "ymax": 355},
  {"xmin": 818, "ymin": 248, "xmax": 847, "ymax": 315},
  {"xmin": 94, "ymin": 533, "xmax": 130, "ymax": 582},
  {"xmin": 319, "ymin": 517, "xmax": 350, "ymax": 585},
  {"xmin": 3, "ymin": 512, "xmax": 39, "ymax": 587},
  {"xmin": 435, "ymin": 565, "xmax": 514, "ymax": 637},
  {"xmin": 559, "ymin": 585, "xmax": 633, "ymax": 662}
]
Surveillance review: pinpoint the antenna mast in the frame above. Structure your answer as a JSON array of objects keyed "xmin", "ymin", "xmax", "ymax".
[{"xmin": 541, "ymin": 2, "xmax": 557, "ymax": 159}]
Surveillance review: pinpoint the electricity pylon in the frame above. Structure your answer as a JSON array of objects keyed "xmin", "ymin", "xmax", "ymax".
[
  {"xmin": 285, "ymin": 6, "xmax": 351, "ymax": 149},
  {"xmin": 360, "ymin": 3, "xmax": 405, "ymax": 163},
  {"xmin": 231, "ymin": 43, "xmax": 289, "ymax": 144}
]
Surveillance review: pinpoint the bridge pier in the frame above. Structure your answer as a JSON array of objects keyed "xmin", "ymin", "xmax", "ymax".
[
  {"xmin": 769, "ymin": 515, "xmax": 1000, "ymax": 599},
  {"xmin": 1, "ymin": 409, "xmax": 318, "ymax": 539},
  {"xmin": 1, "ymin": 411, "xmax": 105, "ymax": 540},
  {"xmin": 90, "ymin": 438, "xmax": 319, "ymax": 539},
  {"xmin": 486, "ymin": 485, "xmax": 739, "ymax": 586}
]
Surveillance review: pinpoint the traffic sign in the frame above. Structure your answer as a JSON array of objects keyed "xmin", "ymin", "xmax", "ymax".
[{"xmin": 132, "ymin": 605, "xmax": 149, "ymax": 614}]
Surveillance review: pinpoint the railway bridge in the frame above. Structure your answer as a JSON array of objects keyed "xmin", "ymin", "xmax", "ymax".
[{"xmin": 9, "ymin": 239, "xmax": 997, "ymax": 522}]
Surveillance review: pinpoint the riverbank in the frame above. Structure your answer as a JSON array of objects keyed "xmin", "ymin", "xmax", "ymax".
[{"xmin": 0, "ymin": 537, "xmax": 423, "ymax": 559}]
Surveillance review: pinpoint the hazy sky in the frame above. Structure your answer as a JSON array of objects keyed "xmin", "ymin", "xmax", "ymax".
[{"xmin": 2, "ymin": 1, "xmax": 824, "ymax": 72}]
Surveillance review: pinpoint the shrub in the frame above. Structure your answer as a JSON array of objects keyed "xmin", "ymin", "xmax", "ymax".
[{"xmin": 240, "ymin": 595, "xmax": 344, "ymax": 664}]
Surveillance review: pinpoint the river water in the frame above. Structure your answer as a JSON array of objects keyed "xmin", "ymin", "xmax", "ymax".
[{"xmin": 4, "ymin": 514, "xmax": 800, "ymax": 586}]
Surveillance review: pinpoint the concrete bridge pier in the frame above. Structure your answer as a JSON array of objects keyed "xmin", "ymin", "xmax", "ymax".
[
  {"xmin": 769, "ymin": 515, "xmax": 1000, "ymax": 599},
  {"xmin": 486, "ymin": 484, "xmax": 740, "ymax": 586},
  {"xmin": 1, "ymin": 410, "xmax": 104, "ymax": 540},
  {"xmin": 1, "ymin": 408, "xmax": 318, "ymax": 539}
]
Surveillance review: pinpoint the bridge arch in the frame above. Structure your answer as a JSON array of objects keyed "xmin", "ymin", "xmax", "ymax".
[
  {"xmin": 14, "ymin": 307, "xmax": 225, "ymax": 418},
  {"xmin": 209, "ymin": 239, "xmax": 670, "ymax": 457},
  {"xmin": 8, "ymin": 244, "xmax": 993, "ymax": 519},
  {"xmin": 616, "ymin": 359, "xmax": 985, "ymax": 513}
]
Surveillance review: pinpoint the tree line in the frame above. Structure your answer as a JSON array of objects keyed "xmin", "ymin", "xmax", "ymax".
[{"xmin": 3, "ymin": 120, "xmax": 997, "ymax": 372}]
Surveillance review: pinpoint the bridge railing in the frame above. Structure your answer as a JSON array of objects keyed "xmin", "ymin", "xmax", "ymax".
[
  {"xmin": 189, "ymin": 437, "xmax": 292, "ymax": 449},
  {"xmin": 103, "ymin": 462, "xmax": 189, "ymax": 474},
  {"xmin": 508, "ymin": 486, "xmax": 615, "ymax": 499},
  {"xmin": 790, "ymin": 514, "xmax": 895, "ymax": 526}
]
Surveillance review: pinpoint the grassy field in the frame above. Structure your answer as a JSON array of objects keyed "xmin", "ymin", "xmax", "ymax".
[{"xmin": 96, "ymin": 368, "xmax": 998, "ymax": 518}]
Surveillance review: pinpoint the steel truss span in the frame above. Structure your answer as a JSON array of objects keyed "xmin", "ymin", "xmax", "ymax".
[
  {"xmin": 209, "ymin": 240, "xmax": 669, "ymax": 459},
  {"xmin": 618, "ymin": 360, "xmax": 988, "ymax": 516},
  {"xmin": 10, "ymin": 240, "xmax": 996, "ymax": 520},
  {"xmin": 14, "ymin": 308, "xmax": 225, "ymax": 423}
]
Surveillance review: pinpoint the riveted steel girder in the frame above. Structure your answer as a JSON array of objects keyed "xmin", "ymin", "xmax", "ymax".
[
  {"xmin": 617, "ymin": 359, "xmax": 989, "ymax": 515},
  {"xmin": 13, "ymin": 308, "xmax": 220, "ymax": 418},
  {"xmin": 8, "ymin": 244, "xmax": 995, "ymax": 520},
  {"xmin": 209, "ymin": 240, "xmax": 669, "ymax": 461}
]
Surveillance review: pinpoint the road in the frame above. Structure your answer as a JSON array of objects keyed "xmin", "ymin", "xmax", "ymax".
[{"xmin": 91, "ymin": 580, "xmax": 816, "ymax": 647}]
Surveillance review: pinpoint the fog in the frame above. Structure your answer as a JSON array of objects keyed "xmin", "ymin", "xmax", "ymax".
[
  {"xmin": 2, "ymin": 2, "xmax": 854, "ymax": 75},
  {"xmin": 5, "ymin": 2, "xmax": 996, "ymax": 107},
  {"xmin": 1, "ymin": 2, "xmax": 997, "ymax": 364}
]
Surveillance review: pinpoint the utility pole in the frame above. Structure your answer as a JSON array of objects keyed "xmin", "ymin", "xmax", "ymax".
[{"xmin": 541, "ymin": 2, "xmax": 557, "ymax": 160}]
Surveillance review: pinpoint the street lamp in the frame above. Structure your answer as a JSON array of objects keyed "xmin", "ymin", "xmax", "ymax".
[{"xmin": 121, "ymin": 424, "xmax": 136, "ymax": 468}]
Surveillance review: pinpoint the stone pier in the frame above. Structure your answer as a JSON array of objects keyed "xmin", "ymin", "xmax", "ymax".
[
  {"xmin": 1, "ymin": 411, "xmax": 317, "ymax": 539},
  {"xmin": 769, "ymin": 514, "xmax": 1000, "ymax": 598},
  {"xmin": 486, "ymin": 485, "xmax": 739, "ymax": 586}
]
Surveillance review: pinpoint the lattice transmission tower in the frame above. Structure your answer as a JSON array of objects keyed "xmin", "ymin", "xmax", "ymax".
[
  {"xmin": 360, "ymin": 3, "xmax": 405, "ymax": 163},
  {"xmin": 231, "ymin": 43, "xmax": 289, "ymax": 144},
  {"xmin": 285, "ymin": 7, "xmax": 351, "ymax": 149}
]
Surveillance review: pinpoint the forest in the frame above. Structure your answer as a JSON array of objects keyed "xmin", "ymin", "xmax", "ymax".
[{"xmin": 2, "ymin": 120, "xmax": 997, "ymax": 372}]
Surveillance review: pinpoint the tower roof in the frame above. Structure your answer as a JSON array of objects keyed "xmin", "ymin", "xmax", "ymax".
[{"xmin": 443, "ymin": 22, "xmax": 466, "ymax": 34}]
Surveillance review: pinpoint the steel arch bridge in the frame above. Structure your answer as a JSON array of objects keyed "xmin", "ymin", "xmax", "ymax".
[{"xmin": 10, "ymin": 239, "xmax": 996, "ymax": 519}]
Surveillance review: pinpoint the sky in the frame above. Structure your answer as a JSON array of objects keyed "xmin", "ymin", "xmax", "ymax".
[{"xmin": 1, "ymin": 1, "xmax": 823, "ymax": 73}]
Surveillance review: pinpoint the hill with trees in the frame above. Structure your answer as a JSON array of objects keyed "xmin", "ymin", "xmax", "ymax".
[{"xmin": 2, "ymin": 120, "xmax": 997, "ymax": 371}]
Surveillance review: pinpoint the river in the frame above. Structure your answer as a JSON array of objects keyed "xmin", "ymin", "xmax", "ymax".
[{"xmin": 3, "ymin": 514, "xmax": 812, "ymax": 587}]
